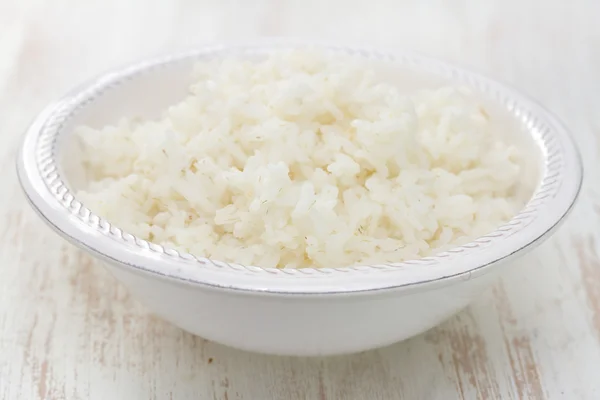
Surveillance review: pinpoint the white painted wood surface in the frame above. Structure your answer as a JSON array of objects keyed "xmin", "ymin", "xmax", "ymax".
[{"xmin": 1, "ymin": 0, "xmax": 599, "ymax": 398}]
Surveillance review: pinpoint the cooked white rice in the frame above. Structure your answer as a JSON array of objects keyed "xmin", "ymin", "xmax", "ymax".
[{"xmin": 75, "ymin": 50, "xmax": 521, "ymax": 269}]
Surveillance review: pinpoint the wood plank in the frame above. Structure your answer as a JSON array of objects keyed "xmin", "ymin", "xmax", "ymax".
[{"xmin": 1, "ymin": 0, "xmax": 599, "ymax": 398}]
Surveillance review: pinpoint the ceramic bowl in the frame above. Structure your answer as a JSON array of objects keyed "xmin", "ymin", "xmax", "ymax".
[{"xmin": 17, "ymin": 41, "xmax": 582, "ymax": 356}]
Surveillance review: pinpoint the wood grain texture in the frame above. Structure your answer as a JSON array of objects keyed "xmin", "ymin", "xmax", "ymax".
[{"xmin": 1, "ymin": 0, "xmax": 599, "ymax": 398}]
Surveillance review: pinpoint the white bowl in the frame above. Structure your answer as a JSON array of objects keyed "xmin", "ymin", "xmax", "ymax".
[{"xmin": 17, "ymin": 41, "xmax": 582, "ymax": 356}]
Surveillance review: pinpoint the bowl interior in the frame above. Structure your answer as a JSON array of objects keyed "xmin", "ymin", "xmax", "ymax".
[{"xmin": 20, "ymin": 44, "xmax": 580, "ymax": 294}]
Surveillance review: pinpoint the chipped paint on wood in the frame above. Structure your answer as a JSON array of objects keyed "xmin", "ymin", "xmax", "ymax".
[
  {"xmin": 574, "ymin": 236, "xmax": 600, "ymax": 338},
  {"xmin": 428, "ymin": 311, "xmax": 501, "ymax": 399},
  {"xmin": 494, "ymin": 283, "xmax": 545, "ymax": 399}
]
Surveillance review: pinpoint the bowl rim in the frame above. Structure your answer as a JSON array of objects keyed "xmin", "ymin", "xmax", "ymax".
[{"xmin": 17, "ymin": 40, "xmax": 583, "ymax": 295}]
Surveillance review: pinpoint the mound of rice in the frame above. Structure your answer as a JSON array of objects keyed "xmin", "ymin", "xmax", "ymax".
[{"xmin": 76, "ymin": 50, "xmax": 521, "ymax": 269}]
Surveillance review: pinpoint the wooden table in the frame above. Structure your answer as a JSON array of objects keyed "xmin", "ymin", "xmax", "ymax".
[{"xmin": 1, "ymin": 0, "xmax": 599, "ymax": 398}]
